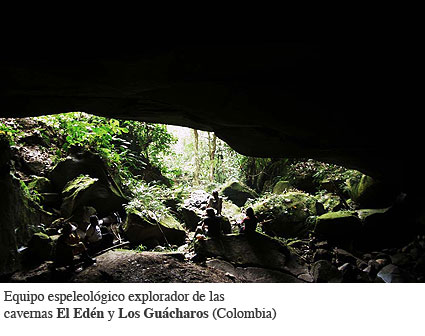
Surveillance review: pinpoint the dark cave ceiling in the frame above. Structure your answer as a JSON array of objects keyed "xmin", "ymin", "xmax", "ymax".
[{"xmin": 0, "ymin": 41, "xmax": 420, "ymax": 190}]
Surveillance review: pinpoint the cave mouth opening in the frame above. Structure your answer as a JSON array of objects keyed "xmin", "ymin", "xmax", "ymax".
[{"xmin": 1, "ymin": 112, "xmax": 423, "ymax": 283}]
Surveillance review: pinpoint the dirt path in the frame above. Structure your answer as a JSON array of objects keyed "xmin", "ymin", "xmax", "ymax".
[
  {"xmin": 74, "ymin": 250, "xmax": 237, "ymax": 283},
  {"xmin": 8, "ymin": 250, "xmax": 238, "ymax": 283}
]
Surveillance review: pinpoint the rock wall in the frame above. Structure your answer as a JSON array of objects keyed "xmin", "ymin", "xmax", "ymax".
[{"xmin": 0, "ymin": 137, "xmax": 41, "ymax": 275}]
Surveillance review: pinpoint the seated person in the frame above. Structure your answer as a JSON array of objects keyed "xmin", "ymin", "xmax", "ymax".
[
  {"xmin": 86, "ymin": 215, "xmax": 114, "ymax": 253},
  {"xmin": 195, "ymin": 208, "xmax": 222, "ymax": 240},
  {"xmin": 239, "ymin": 207, "xmax": 258, "ymax": 234},
  {"xmin": 207, "ymin": 191, "xmax": 223, "ymax": 216},
  {"xmin": 85, "ymin": 215, "xmax": 103, "ymax": 254},
  {"xmin": 54, "ymin": 222, "xmax": 95, "ymax": 270}
]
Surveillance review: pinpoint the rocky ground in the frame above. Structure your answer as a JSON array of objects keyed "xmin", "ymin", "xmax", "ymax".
[
  {"xmin": 8, "ymin": 250, "xmax": 236, "ymax": 283},
  {"xmin": 7, "ymin": 230, "xmax": 425, "ymax": 283}
]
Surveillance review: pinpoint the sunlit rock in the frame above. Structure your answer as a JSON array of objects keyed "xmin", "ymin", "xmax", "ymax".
[
  {"xmin": 220, "ymin": 181, "xmax": 258, "ymax": 207},
  {"xmin": 195, "ymin": 233, "xmax": 289, "ymax": 271},
  {"xmin": 253, "ymin": 192, "xmax": 325, "ymax": 238},
  {"xmin": 123, "ymin": 209, "xmax": 186, "ymax": 248}
]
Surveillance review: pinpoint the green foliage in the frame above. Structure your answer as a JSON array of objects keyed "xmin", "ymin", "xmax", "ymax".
[
  {"xmin": 36, "ymin": 112, "xmax": 128, "ymax": 165},
  {"xmin": 123, "ymin": 178, "xmax": 188, "ymax": 221},
  {"xmin": 213, "ymin": 141, "xmax": 245, "ymax": 183},
  {"xmin": 19, "ymin": 180, "xmax": 41, "ymax": 204},
  {"xmin": 34, "ymin": 113, "xmax": 176, "ymax": 181},
  {"xmin": 162, "ymin": 128, "xmax": 244, "ymax": 187},
  {"xmin": 120, "ymin": 121, "xmax": 177, "ymax": 175},
  {"xmin": 238, "ymin": 157, "xmax": 290, "ymax": 192},
  {"xmin": 288, "ymin": 159, "xmax": 361, "ymax": 186},
  {"xmin": 0, "ymin": 120, "xmax": 23, "ymax": 144},
  {"xmin": 135, "ymin": 244, "xmax": 148, "ymax": 252},
  {"xmin": 62, "ymin": 174, "xmax": 97, "ymax": 195},
  {"xmin": 124, "ymin": 180, "xmax": 169, "ymax": 218}
]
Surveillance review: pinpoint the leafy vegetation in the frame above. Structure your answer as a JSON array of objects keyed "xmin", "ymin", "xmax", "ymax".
[
  {"xmin": 2, "ymin": 113, "xmax": 367, "ymax": 244},
  {"xmin": 0, "ymin": 121, "xmax": 23, "ymax": 144}
]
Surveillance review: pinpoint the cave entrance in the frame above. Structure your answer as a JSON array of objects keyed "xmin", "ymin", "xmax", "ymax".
[{"xmin": 1, "ymin": 113, "xmax": 421, "ymax": 283}]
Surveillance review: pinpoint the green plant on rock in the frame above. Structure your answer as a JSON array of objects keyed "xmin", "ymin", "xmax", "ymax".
[
  {"xmin": 135, "ymin": 244, "xmax": 148, "ymax": 252},
  {"xmin": 20, "ymin": 179, "xmax": 41, "ymax": 204},
  {"xmin": 124, "ymin": 179, "xmax": 172, "ymax": 221},
  {"xmin": 0, "ymin": 120, "xmax": 23, "ymax": 145}
]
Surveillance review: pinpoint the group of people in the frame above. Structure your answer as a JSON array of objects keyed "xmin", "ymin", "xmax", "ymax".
[
  {"xmin": 54, "ymin": 191, "xmax": 258, "ymax": 270},
  {"xmin": 195, "ymin": 190, "xmax": 259, "ymax": 240},
  {"xmin": 54, "ymin": 214, "xmax": 115, "ymax": 271}
]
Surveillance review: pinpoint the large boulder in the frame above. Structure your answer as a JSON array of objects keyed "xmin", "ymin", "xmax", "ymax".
[
  {"xmin": 220, "ymin": 181, "xmax": 258, "ymax": 207},
  {"xmin": 377, "ymin": 264, "xmax": 415, "ymax": 283},
  {"xmin": 179, "ymin": 190, "xmax": 210, "ymax": 231},
  {"xmin": 347, "ymin": 174, "xmax": 400, "ymax": 208},
  {"xmin": 60, "ymin": 175, "xmax": 127, "ymax": 218},
  {"xmin": 195, "ymin": 233, "xmax": 289, "ymax": 271},
  {"xmin": 314, "ymin": 211, "xmax": 362, "ymax": 246},
  {"xmin": 123, "ymin": 209, "xmax": 186, "ymax": 248},
  {"xmin": 252, "ymin": 192, "xmax": 325, "ymax": 238},
  {"xmin": 49, "ymin": 151, "xmax": 123, "ymax": 195},
  {"xmin": 272, "ymin": 180, "xmax": 292, "ymax": 194},
  {"xmin": 356, "ymin": 207, "xmax": 417, "ymax": 250},
  {"xmin": 180, "ymin": 206, "xmax": 203, "ymax": 231}
]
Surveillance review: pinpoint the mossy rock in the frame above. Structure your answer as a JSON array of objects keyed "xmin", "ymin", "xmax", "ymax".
[
  {"xmin": 347, "ymin": 174, "xmax": 399, "ymax": 208},
  {"xmin": 28, "ymin": 176, "xmax": 53, "ymax": 194},
  {"xmin": 0, "ymin": 169, "xmax": 41, "ymax": 274},
  {"xmin": 315, "ymin": 193, "xmax": 344, "ymax": 212},
  {"xmin": 179, "ymin": 206, "xmax": 203, "ymax": 231},
  {"xmin": 61, "ymin": 175, "xmax": 127, "ymax": 218},
  {"xmin": 314, "ymin": 211, "xmax": 362, "ymax": 245},
  {"xmin": 252, "ymin": 192, "xmax": 325, "ymax": 238},
  {"xmin": 220, "ymin": 180, "xmax": 258, "ymax": 207},
  {"xmin": 273, "ymin": 180, "xmax": 291, "ymax": 194},
  {"xmin": 222, "ymin": 200, "xmax": 243, "ymax": 219},
  {"xmin": 49, "ymin": 151, "xmax": 122, "ymax": 192},
  {"xmin": 123, "ymin": 209, "xmax": 186, "ymax": 248}
]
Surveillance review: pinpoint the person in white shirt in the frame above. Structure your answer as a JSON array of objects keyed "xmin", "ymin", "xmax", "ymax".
[
  {"xmin": 207, "ymin": 190, "xmax": 223, "ymax": 216},
  {"xmin": 85, "ymin": 215, "xmax": 103, "ymax": 253}
]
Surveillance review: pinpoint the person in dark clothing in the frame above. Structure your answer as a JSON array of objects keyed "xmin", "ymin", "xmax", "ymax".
[
  {"xmin": 195, "ymin": 208, "xmax": 222, "ymax": 240},
  {"xmin": 239, "ymin": 207, "xmax": 258, "ymax": 234},
  {"xmin": 203, "ymin": 208, "xmax": 221, "ymax": 237},
  {"xmin": 54, "ymin": 222, "xmax": 95, "ymax": 271}
]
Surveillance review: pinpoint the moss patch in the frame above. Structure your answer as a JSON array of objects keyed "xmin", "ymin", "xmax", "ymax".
[{"xmin": 251, "ymin": 192, "xmax": 323, "ymax": 238}]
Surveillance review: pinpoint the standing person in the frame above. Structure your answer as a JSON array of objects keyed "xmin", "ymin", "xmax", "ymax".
[
  {"xmin": 239, "ymin": 207, "xmax": 258, "ymax": 234},
  {"xmin": 208, "ymin": 190, "xmax": 223, "ymax": 216}
]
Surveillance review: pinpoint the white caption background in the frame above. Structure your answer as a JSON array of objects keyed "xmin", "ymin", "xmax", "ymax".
[{"xmin": 0, "ymin": 283, "xmax": 423, "ymax": 336}]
